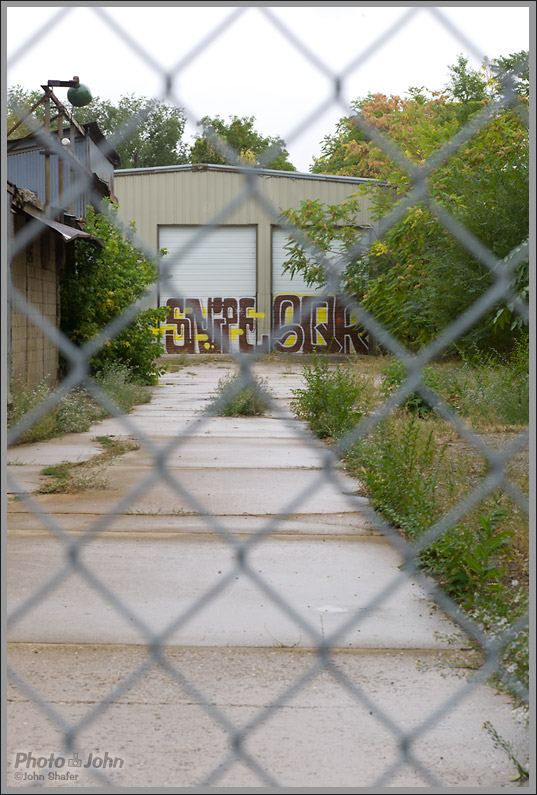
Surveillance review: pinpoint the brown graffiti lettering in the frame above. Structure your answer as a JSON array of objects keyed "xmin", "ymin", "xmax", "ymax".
[{"xmin": 164, "ymin": 294, "xmax": 368, "ymax": 354}]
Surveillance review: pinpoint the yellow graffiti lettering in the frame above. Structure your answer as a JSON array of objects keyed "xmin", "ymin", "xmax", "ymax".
[
  {"xmin": 230, "ymin": 328, "xmax": 244, "ymax": 340},
  {"xmin": 283, "ymin": 334, "xmax": 298, "ymax": 347},
  {"xmin": 247, "ymin": 309, "xmax": 265, "ymax": 318},
  {"xmin": 196, "ymin": 334, "xmax": 209, "ymax": 341}
]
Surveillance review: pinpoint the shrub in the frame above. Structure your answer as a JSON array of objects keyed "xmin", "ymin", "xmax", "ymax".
[
  {"xmin": 60, "ymin": 201, "xmax": 168, "ymax": 385},
  {"xmin": 208, "ymin": 371, "xmax": 272, "ymax": 417},
  {"xmin": 422, "ymin": 509, "xmax": 514, "ymax": 604},
  {"xmin": 8, "ymin": 363, "xmax": 152, "ymax": 445},
  {"xmin": 93, "ymin": 362, "xmax": 152, "ymax": 413},
  {"xmin": 291, "ymin": 354, "xmax": 372, "ymax": 440},
  {"xmin": 347, "ymin": 417, "xmax": 448, "ymax": 537},
  {"xmin": 380, "ymin": 358, "xmax": 441, "ymax": 416}
]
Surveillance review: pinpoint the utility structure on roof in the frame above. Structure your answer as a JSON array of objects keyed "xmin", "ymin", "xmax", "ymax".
[{"xmin": 7, "ymin": 78, "xmax": 119, "ymax": 221}]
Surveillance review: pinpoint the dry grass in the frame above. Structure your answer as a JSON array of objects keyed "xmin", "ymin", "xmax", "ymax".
[{"xmin": 39, "ymin": 437, "xmax": 139, "ymax": 494}]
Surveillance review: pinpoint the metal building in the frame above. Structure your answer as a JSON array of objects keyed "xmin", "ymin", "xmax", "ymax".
[
  {"xmin": 7, "ymin": 121, "xmax": 120, "ymax": 221},
  {"xmin": 114, "ymin": 164, "xmax": 376, "ymax": 354}
]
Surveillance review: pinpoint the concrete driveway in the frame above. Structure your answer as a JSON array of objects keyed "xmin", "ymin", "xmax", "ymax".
[{"xmin": 6, "ymin": 359, "xmax": 529, "ymax": 788}]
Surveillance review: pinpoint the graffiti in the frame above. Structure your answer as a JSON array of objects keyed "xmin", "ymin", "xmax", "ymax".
[
  {"xmin": 163, "ymin": 294, "xmax": 368, "ymax": 354},
  {"xmin": 272, "ymin": 294, "xmax": 368, "ymax": 354},
  {"xmin": 163, "ymin": 297, "xmax": 269, "ymax": 354}
]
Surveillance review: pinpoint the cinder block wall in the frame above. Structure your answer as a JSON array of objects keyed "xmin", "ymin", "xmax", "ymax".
[{"xmin": 10, "ymin": 213, "xmax": 63, "ymax": 388}]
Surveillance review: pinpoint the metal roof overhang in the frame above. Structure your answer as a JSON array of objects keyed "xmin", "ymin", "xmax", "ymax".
[{"xmin": 31, "ymin": 215, "xmax": 103, "ymax": 246}]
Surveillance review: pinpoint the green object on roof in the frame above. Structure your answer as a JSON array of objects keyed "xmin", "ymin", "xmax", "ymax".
[{"xmin": 67, "ymin": 81, "xmax": 92, "ymax": 107}]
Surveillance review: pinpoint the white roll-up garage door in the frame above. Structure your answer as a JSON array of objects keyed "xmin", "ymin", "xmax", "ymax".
[
  {"xmin": 272, "ymin": 227, "xmax": 321, "ymax": 296},
  {"xmin": 159, "ymin": 225, "xmax": 258, "ymax": 353},
  {"xmin": 271, "ymin": 226, "xmax": 367, "ymax": 354},
  {"xmin": 159, "ymin": 225, "xmax": 257, "ymax": 300}
]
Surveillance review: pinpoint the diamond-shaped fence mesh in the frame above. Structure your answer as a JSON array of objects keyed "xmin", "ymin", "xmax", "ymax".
[{"xmin": 5, "ymin": 6, "xmax": 531, "ymax": 789}]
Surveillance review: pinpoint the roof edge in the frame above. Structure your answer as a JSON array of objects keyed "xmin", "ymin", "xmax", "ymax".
[{"xmin": 113, "ymin": 163, "xmax": 379, "ymax": 185}]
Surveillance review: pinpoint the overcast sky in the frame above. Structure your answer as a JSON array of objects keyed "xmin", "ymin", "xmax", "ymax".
[{"xmin": 5, "ymin": 3, "xmax": 532, "ymax": 172}]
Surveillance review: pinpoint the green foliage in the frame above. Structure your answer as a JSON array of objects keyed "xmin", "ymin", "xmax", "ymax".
[
  {"xmin": 72, "ymin": 94, "xmax": 188, "ymax": 168},
  {"xmin": 93, "ymin": 361, "xmax": 153, "ymax": 412},
  {"xmin": 291, "ymin": 353, "xmax": 528, "ymax": 703},
  {"xmin": 437, "ymin": 339, "xmax": 529, "ymax": 426},
  {"xmin": 209, "ymin": 372, "xmax": 272, "ymax": 417},
  {"xmin": 443, "ymin": 54, "xmax": 489, "ymax": 122},
  {"xmin": 348, "ymin": 417, "xmax": 447, "ymax": 537},
  {"xmin": 7, "ymin": 88, "xmax": 188, "ymax": 168},
  {"xmin": 380, "ymin": 358, "xmax": 441, "ymax": 416},
  {"xmin": 190, "ymin": 115, "xmax": 296, "ymax": 171},
  {"xmin": 423, "ymin": 510, "xmax": 513, "ymax": 604},
  {"xmin": 7, "ymin": 85, "xmax": 45, "ymax": 137},
  {"xmin": 291, "ymin": 52, "xmax": 529, "ymax": 354},
  {"xmin": 7, "ymin": 364, "xmax": 153, "ymax": 445},
  {"xmin": 290, "ymin": 354, "xmax": 371, "ymax": 440},
  {"xmin": 61, "ymin": 202, "xmax": 168, "ymax": 384}
]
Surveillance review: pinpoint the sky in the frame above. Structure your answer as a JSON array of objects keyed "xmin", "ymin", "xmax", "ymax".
[{"xmin": 5, "ymin": 3, "xmax": 532, "ymax": 172}]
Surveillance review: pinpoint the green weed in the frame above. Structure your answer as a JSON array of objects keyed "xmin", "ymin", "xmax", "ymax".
[
  {"xmin": 8, "ymin": 364, "xmax": 152, "ymax": 446},
  {"xmin": 39, "ymin": 437, "xmax": 139, "ymax": 494},
  {"xmin": 208, "ymin": 371, "xmax": 272, "ymax": 417},
  {"xmin": 483, "ymin": 721, "xmax": 529, "ymax": 781},
  {"xmin": 380, "ymin": 358, "xmax": 441, "ymax": 416},
  {"xmin": 347, "ymin": 417, "xmax": 448, "ymax": 537},
  {"xmin": 291, "ymin": 353, "xmax": 373, "ymax": 440},
  {"xmin": 291, "ymin": 352, "xmax": 529, "ymax": 707}
]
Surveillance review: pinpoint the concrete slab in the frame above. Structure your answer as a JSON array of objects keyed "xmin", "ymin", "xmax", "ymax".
[
  {"xmin": 82, "ymin": 414, "xmax": 311, "ymax": 440},
  {"xmin": 6, "ymin": 644, "xmax": 529, "ymax": 788},
  {"xmin": 6, "ymin": 361, "xmax": 529, "ymax": 788},
  {"xmin": 7, "ymin": 536, "xmax": 459, "ymax": 649},
  {"xmin": 7, "ymin": 466, "xmax": 365, "ymax": 517},
  {"xmin": 7, "ymin": 510, "xmax": 378, "ymax": 538},
  {"xmin": 100, "ymin": 436, "xmax": 333, "ymax": 469},
  {"xmin": 6, "ymin": 438, "xmax": 106, "ymax": 494},
  {"xmin": 6, "ymin": 439, "xmax": 104, "ymax": 466}
]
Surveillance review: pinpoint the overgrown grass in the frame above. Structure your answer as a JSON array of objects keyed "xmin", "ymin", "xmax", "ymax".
[
  {"xmin": 39, "ymin": 436, "xmax": 139, "ymax": 494},
  {"xmin": 7, "ymin": 363, "xmax": 152, "ymax": 446},
  {"xmin": 291, "ymin": 351, "xmax": 529, "ymax": 702},
  {"xmin": 207, "ymin": 371, "xmax": 273, "ymax": 417},
  {"xmin": 291, "ymin": 353, "xmax": 375, "ymax": 439}
]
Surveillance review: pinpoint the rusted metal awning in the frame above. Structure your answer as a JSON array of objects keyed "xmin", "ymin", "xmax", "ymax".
[{"xmin": 31, "ymin": 215, "xmax": 103, "ymax": 245}]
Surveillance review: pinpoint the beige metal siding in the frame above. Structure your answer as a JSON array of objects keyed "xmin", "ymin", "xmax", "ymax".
[
  {"xmin": 114, "ymin": 168, "xmax": 374, "ymax": 345},
  {"xmin": 115, "ymin": 169, "xmax": 373, "ymax": 253}
]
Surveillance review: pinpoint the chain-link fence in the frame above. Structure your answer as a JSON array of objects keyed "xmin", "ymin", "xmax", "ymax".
[{"xmin": 5, "ymin": 5, "xmax": 531, "ymax": 788}]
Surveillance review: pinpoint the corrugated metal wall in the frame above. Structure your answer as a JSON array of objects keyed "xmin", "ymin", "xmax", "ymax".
[{"xmin": 7, "ymin": 135, "xmax": 115, "ymax": 219}]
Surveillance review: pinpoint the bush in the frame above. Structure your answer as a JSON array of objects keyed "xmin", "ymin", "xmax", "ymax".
[
  {"xmin": 437, "ymin": 339, "xmax": 529, "ymax": 426},
  {"xmin": 347, "ymin": 417, "xmax": 448, "ymax": 537},
  {"xmin": 93, "ymin": 362, "xmax": 152, "ymax": 413},
  {"xmin": 291, "ymin": 354, "xmax": 528, "ymax": 704},
  {"xmin": 8, "ymin": 364, "xmax": 152, "ymax": 445},
  {"xmin": 291, "ymin": 354, "xmax": 371, "ymax": 440},
  {"xmin": 380, "ymin": 358, "xmax": 441, "ymax": 416},
  {"xmin": 208, "ymin": 371, "xmax": 272, "ymax": 417},
  {"xmin": 60, "ymin": 201, "xmax": 168, "ymax": 385}
]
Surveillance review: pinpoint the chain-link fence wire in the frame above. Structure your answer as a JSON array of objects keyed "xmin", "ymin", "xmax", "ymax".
[{"xmin": 6, "ymin": 5, "xmax": 530, "ymax": 787}]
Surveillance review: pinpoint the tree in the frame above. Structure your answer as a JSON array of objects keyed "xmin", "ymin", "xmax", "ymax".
[
  {"xmin": 7, "ymin": 87, "xmax": 188, "ymax": 168},
  {"xmin": 284, "ymin": 54, "xmax": 529, "ymax": 353},
  {"xmin": 60, "ymin": 202, "xmax": 168, "ymax": 384},
  {"xmin": 7, "ymin": 85, "xmax": 46, "ymax": 138},
  {"xmin": 190, "ymin": 115, "xmax": 297, "ymax": 171},
  {"xmin": 72, "ymin": 94, "xmax": 188, "ymax": 168}
]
